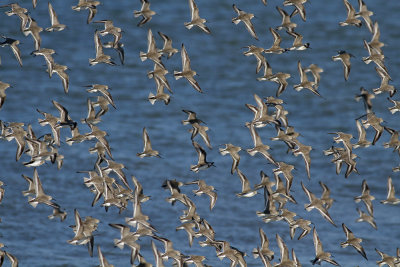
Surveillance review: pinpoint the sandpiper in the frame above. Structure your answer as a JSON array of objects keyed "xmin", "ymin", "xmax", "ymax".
[
  {"xmin": 189, "ymin": 122, "xmax": 211, "ymax": 149},
  {"xmin": 292, "ymin": 140, "xmax": 312, "ymax": 179},
  {"xmin": 0, "ymin": 36, "xmax": 22, "ymax": 67},
  {"xmin": 85, "ymin": 84, "xmax": 116, "ymax": 108},
  {"xmin": 332, "ymin": 50, "xmax": 354, "ymax": 81},
  {"xmin": 301, "ymin": 182, "xmax": 336, "ymax": 227},
  {"xmin": 0, "ymin": 81, "xmax": 11, "ymax": 110},
  {"xmin": 185, "ymin": 179, "xmax": 217, "ymax": 210},
  {"xmin": 304, "ymin": 63, "xmax": 323, "ymax": 88},
  {"xmin": 174, "ymin": 44, "xmax": 202, "ymax": 93},
  {"xmin": 339, "ymin": 0, "xmax": 362, "ymax": 27},
  {"xmin": 275, "ymin": 233, "xmax": 297, "ymax": 267},
  {"xmin": 134, "ymin": 0, "xmax": 156, "ymax": 27},
  {"xmin": 275, "ymin": 6, "xmax": 297, "ymax": 32},
  {"xmin": 46, "ymin": 2, "xmax": 66, "ymax": 31},
  {"xmin": 368, "ymin": 22, "xmax": 384, "ymax": 54},
  {"xmin": 283, "ymin": 0, "xmax": 308, "ymax": 21},
  {"xmin": 341, "ymin": 223, "xmax": 368, "ymax": 260},
  {"xmin": 190, "ymin": 141, "xmax": 214, "ymax": 172},
  {"xmin": 31, "ymin": 48, "xmax": 56, "ymax": 77},
  {"xmin": 23, "ymin": 17, "xmax": 43, "ymax": 51},
  {"xmin": 264, "ymin": 28, "xmax": 285, "ymax": 54},
  {"xmin": 319, "ymin": 181, "xmax": 334, "ymax": 210},
  {"xmin": 140, "ymin": 29, "xmax": 163, "ymax": 67},
  {"xmin": 219, "ymin": 143, "xmax": 241, "ymax": 174},
  {"xmin": 97, "ymin": 246, "xmax": 114, "ymax": 267},
  {"xmin": 286, "ymin": 30, "xmax": 310, "ymax": 51},
  {"xmin": 72, "ymin": 0, "xmax": 100, "ymax": 24},
  {"xmin": 1, "ymin": 3, "xmax": 30, "ymax": 31},
  {"xmin": 311, "ymin": 227, "xmax": 339, "ymax": 265},
  {"xmin": 90, "ymin": 30, "xmax": 116, "ymax": 66},
  {"xmin": 28, "ymin": 168, "xmax": 60, "ymax": 209},
  {"xmin": 252, "ymin": 228, "xmax": 274, "ymax": 261},
  {"xmin": 354, "ymin": 179, "xmax": 375, "ymax": 215},
  {"xmin": 232, "ymin": 4, "xmax": 258, "ymax": 40},
  {"xmin": 381, "ymin": 177, "xmax": 400, "ymax": 205},
  {"xmin": 294, "ymin": 61, "xmax": 320, "ymax": 97},
  {"xmin": 94, "ymin": 20, "xmax": 122, "ymax": 47},
  {"xmin": 236, "ymin": 169, "xmax": 257, "ymax": 197},
  {"xmin": 373, "ymin": 67, "xmax": 396, "ymax": 97},
  {"xmin": 184, "ymin": 0, "xmax": 211, "ymax": 34},
  {"xmin": 355, "ymin": 207, "xmax": 377, "ymax": 229},
  {"xmin": 243, "ymin": 45, "xmax": 267, "ymax": 74},
  {"xmin": 158, "ymin": 31, "xmax": 179, "ymax": 59},
  {"xmin": 246, "ymin": 122, "xmax": 278, "ymax": 166},
  {"xmin": 355, "ymin": 0, "xmax": 373, "ymax": 32},
  {"xmin": 148, "ymin": 77, "xmax": 171, "ymax": 105},
  {"xmin": 137, "ymin": 127, "xmax": 160, "ymax": 158}
]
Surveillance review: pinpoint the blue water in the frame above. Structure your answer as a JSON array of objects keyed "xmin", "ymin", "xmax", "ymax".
[{"xmin": 0, "ymin": 0, "xmax": 400, "ymax": 266}]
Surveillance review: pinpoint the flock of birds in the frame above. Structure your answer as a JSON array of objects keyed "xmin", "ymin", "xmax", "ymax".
[{"xmin": 0, "ymin": 0, "xmax": 400, "ymax": 266}]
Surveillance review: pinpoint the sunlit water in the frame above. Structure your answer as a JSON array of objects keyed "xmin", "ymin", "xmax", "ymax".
[{"xmin": 0, "ymin": 0, "xmax": 400, "ymax": 266}]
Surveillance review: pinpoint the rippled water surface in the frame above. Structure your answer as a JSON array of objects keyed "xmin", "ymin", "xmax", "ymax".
[{"xmin": 1, "ymin": 0, "xmax": 400, "ymax": 266}]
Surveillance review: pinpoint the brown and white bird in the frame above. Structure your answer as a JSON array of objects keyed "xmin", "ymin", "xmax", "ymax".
[
  {"xmin": 184, "ymin": 0, "xmax": 211, "ymax": 34},
  {"xmin": 134, "ymin": 0, "xmax": 156, "ymax": 27},
  {"xmin": 232, "ymin": 4, "xmax": 258, "ymax": 40},
  {"xmin": 174, "ymin": 44, "xmax": 202, "ymax": 93},
  {"xmin": 341, "ymin": 223, "xmax": 368, "ymax": 260}
]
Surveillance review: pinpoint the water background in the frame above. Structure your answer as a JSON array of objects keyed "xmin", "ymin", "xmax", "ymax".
[{"xmin": 0, "ymin": 0, "xmax": 400, "ymax": 266}]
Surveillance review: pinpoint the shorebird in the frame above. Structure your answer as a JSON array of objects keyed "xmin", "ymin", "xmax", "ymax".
[
  {"xmin": 341, "ymin": 223, "xmax": 368, "ymax": 260},
  {"xmin": 190, "ymin": 141, "xmax": 214, "ymax": 172},
  {"xmin": 51, "ymin": 63, "xmax": 70, "ymax": 93},
  {"xmin": 131, "ymin": 175, "xmax": 150, "ymax": 203},
  {"xmin": 332, "ymin": 50, "xmax": 354, "ymax": 81},
  {"xmin": 355, "ymin": 87, "xmax": 375, "ymax": 113},
  {"xmin": 85, "ymin": 84, "xmax": 116, "ymax": 108},
  {"xmin": 101, "ymin": 158, "xmax": 130, "ymax": 189},
  {"xmin": 174, "ymin": 44, "xmax": 202, "ymax": 93},
  {"xmin": 283, "ymin": 0, "xmax": 308, "ymax": 21},
  {"xmin": 52, "ymin": 100, "xmax": 77, "ymax": 129},
  {"xmin": 189, "ymin": 122, "xmax": 211, "ymax": 149},
  {"xmin": 375, "ymin": 248, "xmax": 399, "ymax": 267},
  {"xmin": 381, "ymin": 177, "xmax": 400, "ymax": 205},
  {"xmin": 319, "ymin": 181, "xmax": 334, "ymax": 210},
  {"xmin": 163, "ymin": 179, "xmax": 186, "ymax": 206},
  {"xmin": 4, "ymin": 123, "xmax": 27, "ymax": 161},
  {"xmin": 275, "ymin": 233, "xmax": 297, "ymax": 267},
  {"xmin": 373, "ymin": 67, "xmax": 396, "ymax": 97},
  {"xmin": 246, "ymin": 94, "xmax": 280, "ymax": 127},
  {"xmin": 219, "ymin": 143, "xmax": 241, "ymax": 174},
  {"xmin": 275, "ymin": 6, "xmax": 297, "ymax": 32},
  {"xmin": 292, "ymin": 140, "xmax": 312, "ymax": 179},
  {"xmin": 368, "ymin": 22, "xmax": 384, "ymax": 54},
  {"xmin": 252, "ymin": 228, "xmax": 274, "ymax": 261},
  {"xmin": 243, "ymin": 45, "xmax": 267, "ymax": 74},
  {"xmin": 153, "ymin": 236, "xmax": 184, "ymax": 266},
  {"xmin": 354, "ymin": 179, "xmax": 375, "ymax": 215},
  {"xmin": 361, "ymin": 112, "xmax": 384, "ymax": 145},
  {"xmin": 304, "ymin": 63, "xmax": 323, "ymax": 88},
  {"xmin": 23, "ymin": 17, "xmax": 43, "ymax": 51},
  {"xmin": 97, "ymin": 246, "xmax": 114, "ymax": 267},
  {"xmin": 264, "ymin": 28, "xmax": 285, "ymax": 54},
  {"xmin": 355, "ymin": 0, "xmax": 373, "ymax": 32},
  {"xmin": 71, "ymin": 0, "xmax": 100, "ymax": 24},
  {"xmin": 183, "ymin": 255, "xmax": 207, "ymax": 267},
  {"xmin": 151, "ymin": 241, "xmax": 166, "ymax": 267},
  {"xmin": 185, "ymin": 179, "xmax": 217, "ymax": 210},
  {"xmin": 46, "ymin": 2, "xmax": 66, "ymax": 31},
  {"xmin": 286, "ymin": 30, "xmax": 310, "ymax": 51},
  {"xmin": 235, "ymin": 169, "xmax": 257, "ymax": 197},
  {"xmin": 103, "ymin": 41, "xmax": 124, "ymax": 65},
  {"xmin": 184, "ymin": 0, "xmax": 211, "ymax": 34},
  {"xmin": 362, "ymin": 40, "xmax": 389, "ymax": 78},
  {"xmin": 383, "ymin": 127, "xmax": 400, "ymax": 153},
  {"xmin": 37, "ymin": 109, "xmax": 61, "ymax": 146},
  {"xmin": 158, "ymin": 31, "xmax": 179, "ymax": 59},
  {"xmin": 176, "ymin": 221, "xmax": 197, "ymax": 247},
  {"xmin": 1, "ymin": 3, "xmax": 30, "ymax": 31},
  {"xmin": 387, "ymin": 98, "xmax": 400, "ymax": 114},
  {"xmin": 289, "ymin": 217, "xmax": 312, "ymax": 240},
  {"xmin": 339, "ymin": 0, "xmax": 362, "ymax": 27},
  {"xmin": 294, "ymin": 61, "xmax": 320, "ymax": 97},
  {"xmin": 148, "ymin": 77, "xmax": 171, "ymax": 105},
  {"xmin": 182, "ymin": 109, "xmax": 204, "ymax": 125},
  {"xmin": 48, "ymin": 206, "xmax": 67, "ymax": 221},
  {"xmin": 85, "ymin": 124, "xmax": 113, "ymax": 158},
  {"xmin": 28, "ymin": 168, "xmax": 60, "ymax": 209},
  {"xmin": 267, "ymin": 70, "xmax": 291, "ymax": 97},
  {"xmin": 232, "ymin": 4, "xmax": 258, "ymax": 40},
  {"xmin": 109, "ymin": 223, "xmax": 140, "ymax": 264},
  {"xmin": 0, "ymin": 81, "xmax": 11, "ymax": 110},
  {"xmin": 134, "ymin": 0, "xmax": 156, "ymax": 27},
  {"xmin": 137, "ymin": 127, "xmax": 160, "ymax": 158},
  {"xmin": 273, "ymin": 161, "xmax": 295, "ymax": 194},
  {"xmin": 0, "ymin": 36, "xmax": 22, "ymax": 67},
  {"xmin": 148, "ymin": 63, "xmax": 172, "ymax": 93},
  {"xmin": 246, "ymin": 122, "xmax": 277, "ymax": 166},
  {"xmin": 31, "ymin": 48, "xmax": 56, "ymax": 77},
  {"xmin": 68, "ymin": 209, "xmax": 98, "ymax": 256},
  {"xmin": 302, "ymin": 182, "xmax": 336, "ymax": 226},
  {"xmin": 311, "ymin": 227, "xmax": 339, "ymax": 265},
  {"xmin": 90, "ymin": 30, "xmax": 116, "ymax": 66},
  {"xmin": 355, "ymin": 207, "xmax": 377, "ymax": 229},
  {"xmin": 94, "ymin": 20, "xmax": 122, "ymax": 47}
]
